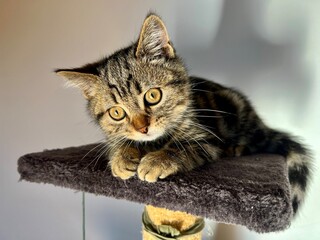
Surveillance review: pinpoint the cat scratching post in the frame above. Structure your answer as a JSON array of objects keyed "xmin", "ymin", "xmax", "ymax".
[
  {"xmin": 18, "ymin": 143, "xmax": 293, "ymax": 237},
  {"xmin": 142, "ymin": 205, "xmax": 204, "ymax": 240}
]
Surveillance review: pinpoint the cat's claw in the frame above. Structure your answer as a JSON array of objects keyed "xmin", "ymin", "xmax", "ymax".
[{"xmin": 137, "ymin": 151, "xmax": 179, "ymax": 182}]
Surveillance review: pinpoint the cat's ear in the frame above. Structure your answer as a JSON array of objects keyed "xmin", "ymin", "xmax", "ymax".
[
  {"xmin": 136, "ymin": 14, "xmax": 175, "ymax": 61},
  {"xmin": 55, "ymin": 69, "xmax": 99, "ymax": 99}
]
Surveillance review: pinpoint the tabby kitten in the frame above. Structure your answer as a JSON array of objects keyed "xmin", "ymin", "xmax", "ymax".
[{"xmin": 56, "ymin": 14, "xmax": 311, "ymax": 215}]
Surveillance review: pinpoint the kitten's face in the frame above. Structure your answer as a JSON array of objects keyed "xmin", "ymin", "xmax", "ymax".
[
  {"xmin": 91, "ymin": 54, "xmax": 190, "ymax": 142},
  {"xmin": 56, "ymin": 14, "xmax": 190, "ymax": 143}
]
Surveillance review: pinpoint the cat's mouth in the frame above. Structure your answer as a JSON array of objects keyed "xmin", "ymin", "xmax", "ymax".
[{"xmin": 128, "ymin": 127, "xmax": 165, "ymax": 142}]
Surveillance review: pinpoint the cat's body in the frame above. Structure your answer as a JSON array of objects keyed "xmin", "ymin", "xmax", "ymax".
[{"xmin": 56, "ymin": 14, "xmax": 311, "ymax": 215}]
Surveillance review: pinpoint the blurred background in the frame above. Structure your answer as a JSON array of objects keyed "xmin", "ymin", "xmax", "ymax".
[{"xmin": 1, "ymin": 0, "xmax": 319, "ymax": 239}]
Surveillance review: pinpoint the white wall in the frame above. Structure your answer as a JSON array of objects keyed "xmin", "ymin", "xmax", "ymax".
[{"xmin": 1, "ymin": 0, "xmax": 319, "ymax": 239}]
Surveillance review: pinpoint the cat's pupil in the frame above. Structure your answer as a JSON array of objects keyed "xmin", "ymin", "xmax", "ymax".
[{"xmin": 150, "ymin": 93, "xmax": 155, "ymax": 99}]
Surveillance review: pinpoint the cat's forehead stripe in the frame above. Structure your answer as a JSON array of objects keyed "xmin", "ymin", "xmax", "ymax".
[
  {"xmin": 115, "ymin": 57, "xmax": 123, "ymax": 77},
  {"xmin": 132, "ymin": 79, "xmax": 142, "ymax": 94},
  {"xmin": 107, "ymin": 82, "xmax": 123, "ymax": 98},
  {"xmin": 110, "ymin": 92, "xmax": 118, "ymax": 104}
]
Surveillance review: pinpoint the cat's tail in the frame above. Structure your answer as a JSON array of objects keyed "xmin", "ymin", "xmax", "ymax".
[{"xmin": 262, "ymin": 130, "xmax": 312, "ymax": 216}]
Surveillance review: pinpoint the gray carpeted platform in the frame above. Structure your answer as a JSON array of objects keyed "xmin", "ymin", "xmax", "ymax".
[{"xmin": 17, "ymin": 143, "xmax": 293, "ymax": 233}]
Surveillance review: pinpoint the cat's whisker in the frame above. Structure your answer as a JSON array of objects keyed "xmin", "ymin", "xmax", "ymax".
[
  {"xmin": 196, "ymin": 115, "xmax": 224, "ymax": 118},
  {"xmin": 174, "ymin": 127, "xmax": 210, "ymax": 157},
  {"xmin": 75, "ymin": 142, "xmax": 107, "ymax": 177},
  {"xmin": 93, "ymin": 147, "xmax": 109, "ymax": 169},
  {"xmin": 191, "ymin": 89, "xmax": 216, "ymax": 94},
  {"xmin": 87, "ymin": 136, "xmax": 126, "ymax": 170},
  {"xmin": 190, "ymin": 80, "xmax": 208, "ymax": 86},
  {"xmin": 188, "ymin": 122, "xmax": 224, "ymax": 143},
  {"xmin": 71, "ymin": 141, "xmax": 108, "ymax": 182},
  {"xmin": 97, "ymin": 137, "xmax": 128, "ymax": 171},
  {"xmin": 80, "ymin": 141, "xmax": 106, "ymax": 162},
  {"xmin": 166, "ymin": 133, "xmax": 192, "ymax": 170},
  {"xmin": 167, "ymin": 132, "xmax": 181, "ymax": 151},
  {"xmin": 168, "ymin": 132, "xmax": 188, "ymax": 159},
  {"xmin": 172, "ymin": 129, "xmax": 193, "ymax": 150},
  {"xmin": 122, "ymin": 140, "xmax": 133, "ymax": 156},
  {"xmin": 84, "ymin": 145, "xmax": 107, "ymax": 169},
  {"xmin": 106, "ymin": 136, "xmax": 127, "ymax": 156},
  {"xmin": 189, "ymin": 109, "xmax": 236, "ymax": 116}
]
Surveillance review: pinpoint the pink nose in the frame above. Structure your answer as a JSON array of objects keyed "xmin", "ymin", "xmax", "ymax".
[{"xmin": 137, "ymin": 126, "xmax": 148, "ymax": 134}]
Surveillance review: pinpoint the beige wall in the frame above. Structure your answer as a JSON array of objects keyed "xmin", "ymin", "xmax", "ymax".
[{"xmin": 1, "ymin": 1, "xmax": 319, "ymax": 239}]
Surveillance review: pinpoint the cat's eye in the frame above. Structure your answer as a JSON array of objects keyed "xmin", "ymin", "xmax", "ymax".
[
  {"xmin": 144, "ymin": 88, "xmax": 162, "ymax": 105},
  {"xmin": 108, "ymin": 106, "xmax": 126, "ymax": 121}
]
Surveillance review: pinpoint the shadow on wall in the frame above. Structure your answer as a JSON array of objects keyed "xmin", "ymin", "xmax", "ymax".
[{"xmin": 175, "ymin": 0, "xmax": 312, "ymax": 126}]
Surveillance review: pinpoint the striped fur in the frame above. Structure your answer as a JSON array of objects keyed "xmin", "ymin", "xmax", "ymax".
[{"xmin": 56, "ymin": 14, "xmax": 312, "ymax": 215}]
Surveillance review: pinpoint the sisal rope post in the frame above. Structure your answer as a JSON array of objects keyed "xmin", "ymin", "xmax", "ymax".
[{"xmin": 142, "ymin": 205, "xmax": 204, "ymax": 240}]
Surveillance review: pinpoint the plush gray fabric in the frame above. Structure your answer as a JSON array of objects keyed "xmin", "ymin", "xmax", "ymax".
[{"xmin": 17, "ymin": 143, "xmax": 292, "ymax": 233}]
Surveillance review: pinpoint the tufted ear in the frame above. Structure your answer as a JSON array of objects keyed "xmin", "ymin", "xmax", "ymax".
[
  {"xmin": 136, "ymin": 14, "xmax": 175, "ymax": 61},
  {"xmin": 55, "ymin": 68, "xmax": 99, "ymax": 99}
]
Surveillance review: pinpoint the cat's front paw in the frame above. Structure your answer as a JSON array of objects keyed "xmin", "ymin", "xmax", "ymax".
[
  {"xmin": 137, "ymin": 151, "xmax": 179, "ymax": 182},
  {"xmin": 110, "ymin": 147, "xmax": 141, "ymax": 180}
]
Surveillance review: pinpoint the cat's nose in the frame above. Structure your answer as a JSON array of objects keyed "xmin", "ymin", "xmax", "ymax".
[
  {"xmin": 132, "ymin": 114, "xmax": 150, "ymax": 134},
  {"xmin": 137, "ymin": 126, "xmax": 148, "ymax": 134}
]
